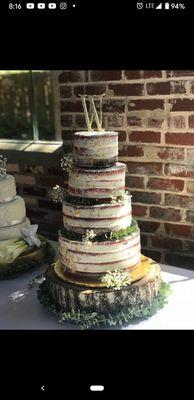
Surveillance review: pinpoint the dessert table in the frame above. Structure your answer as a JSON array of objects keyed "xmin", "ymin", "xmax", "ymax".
[{"xmin": 0, "ymin": 241, "xmax": 194, "ymax": 330}]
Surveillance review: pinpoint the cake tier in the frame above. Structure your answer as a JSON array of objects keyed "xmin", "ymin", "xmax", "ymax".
[
  {"xmin": 0, "ymin": 195, "xmax": 26, "ymax": 228},
  {"xmin": 73, "ymin": 131, "xmax": 118, "ymax": 167},
  {"xmin": 59, "ymin": 229, "xmax": 141, "ymax": 275},
  {"xmin": 68, "ymin": 162, "xmax": 126, "ymax": 199},
  {"xmin": 0, "ymin": 175, "xmax": 16, "ymax": 203},
  {"xmin": 63, "ymin": 195, "xmax": 132, "ymax": 234},
  {"xmin": 0, "ymin": 217, "xmax": 30, "ymax": 241}
]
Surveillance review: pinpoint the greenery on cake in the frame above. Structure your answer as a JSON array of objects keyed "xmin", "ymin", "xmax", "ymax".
[
  {"xmin": 38, "ymin": 281, "xmax": 171, "ymax": 329},
  {"xmin": 60, "ymin": 218, "xmax": 139, "ymax": 243},
  {"xmin": 63, "ymin": 194, "xmax": 125, "ymax": 206}
]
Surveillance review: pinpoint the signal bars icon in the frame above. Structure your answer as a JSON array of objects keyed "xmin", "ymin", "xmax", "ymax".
[{"xmin": 156, "ymin": 2, "xmax": 162, "ymax": 8}]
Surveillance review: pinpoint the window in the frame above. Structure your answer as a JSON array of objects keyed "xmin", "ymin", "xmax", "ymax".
[{"xmin": 0, "ymin": 70, "xmax": 61, "ymax": 141}]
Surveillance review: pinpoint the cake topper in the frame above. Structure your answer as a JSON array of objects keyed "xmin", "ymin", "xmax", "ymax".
[
  {"xmin": 79, "ymin": 94, "xmax": 105, "ymax": 131},
  {"xmin": 0, "ymin": 155, "xmax": 7, "ymax": 178}
]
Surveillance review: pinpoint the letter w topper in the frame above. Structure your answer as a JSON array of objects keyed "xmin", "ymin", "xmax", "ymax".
[{"xmin": 79, "ymin": 94, "xmax": 106, "ymax": 131}]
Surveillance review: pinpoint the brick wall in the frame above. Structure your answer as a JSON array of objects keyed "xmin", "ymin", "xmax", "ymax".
[{"xmin": 59, "ymin": 70, "xmax": 194, "ymax": 269}]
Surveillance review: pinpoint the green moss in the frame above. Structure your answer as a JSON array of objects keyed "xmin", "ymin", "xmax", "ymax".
[{"xmin": 60, "ymin": 218, "xmax": 139, "ymax": 243}]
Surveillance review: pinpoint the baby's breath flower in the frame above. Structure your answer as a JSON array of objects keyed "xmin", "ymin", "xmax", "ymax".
[
  {"xmin": 61, "ymin": 153, "xmax": 74, "ymax": 172},
  {"xmin": 82, "ymin": 229, "xmax": 96, "ymax": 247},
  {"xmin": 0, "ymin": 155, "xmax": 7, "ymax": 178},
  {"xmin": 52, "ymin": 185, "xmax": 65, "ymax": 203},
  {"xmin": 101, "ymin": 269, "xmax": 132, "ymax": 290}
]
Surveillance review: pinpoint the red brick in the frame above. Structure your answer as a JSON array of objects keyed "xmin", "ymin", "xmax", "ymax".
[
  {"xmin": 151, "ymin": 236, "xmax": 182, "ymax": 251},
  {"xmin": 147, "ymin": 118, "xmax": 164, "ymax": 129},
  {"xmin": 59, "ymin": 71, "xmax": 87, "ymax": 83},
  {"xmin": 165, "ymin": 163, "xmax": 194, "ymax": 178},
  {"xmin": 62, "ymin": 130, "xmax": 75, "ymax": 141},
  {"xmin": 167, "ymin": 116, "xmax": 186, "ymax": 129},
  {"xmin": 125, "ymin": 175, "xmax": 145, "ymax": 189},
  {"xmin": 37, "ymin": 175, "xmax": 65, "ymax": 188},
  {"xmin": 129, "ymin": 131, "xmax": 161, "ymax": 143},
  {"xmin": 165, "ymin": 194, "xmax": 194, "ymax": 209},
  {"xmin": 137, "ymin": 220, "xmax": 160, "ymax": 233},
  {"xmin": 143, "ymin": 70, "xmax": 162, "ymax": 79},
  {"xmin": 60, "ymin": 100, "xmax": 82, "ymax": 112},
  {"xmin": 15, "ymin": 175, "xmax": 36, "ymax": 185},
  {"xmin": 167, "ymin": 70, "xmax": 194, "ymax": 77},
  {"xmin": 140, "ymin": 234, "xmax": 148, "ymax": 246},
  {"xmin": 187, "ymin": 149, "xmax": 194, "ymax": 162},
  {"xmin": 22, "ymin": 186, "xmax": 47, "ymax": 197},
  {"xmin": 186, "ymin": 181, "xmax": 194, "ymax": 194},
  {"xmin": 150, "ymin": 206, "xmax": 181, "ymax": 221},
  {"xmin": 90, "ymin": 70, "xmax": 122, "ymax": 81},
  {"xmin": 107, "ymin": 114, "xmax": 125, "ymax": 127},
  {"xmin": 124, "ymin": 70, "xmax": 143, "ymax": 79},
  {"xmin": 166, "ymin": 132, "xmax": 194, "ymax": 146},
  {"xmin": 147, "ymin": 178, "xmax": 184, "ymax": 192},
  {"xmin": 170, "ymin": 81, "xmax": 187, "ymax": 94},
  {"xmin": 188, "ymin": 115, "xmax": 194, "ymax": 128},
  {"xmin": 75, "ymin": 114, "xmax": 87, "ymax": 128},
  {"xmin": 128, "ymin": 99, "xmax": 164, "ymax": 111},
  {"xmin": 7, "ymin": 163, "xmax": 20, "ymax": 173},
  {"xmin": 157, "ymin": 147, "xmax": 185, "ymax": 161},
  {"xmin": 184, "ymin": 240, "xmax": 194, "ymax": 252},
  {"xmin": 132, "ymin": 204, "xmax": 148, "ymax": 217},
  {"xmin": 190, "ymin": 81, "xmax": 194, "ymax": 94},
  {"xmin": 74, "ymin": 85, "xmax": 107, "ymax": 97},
  {"xmin": 127, "ymin": 116, "xmax": 142, "ymax": 126},
  {"xmin": 109, "ymin": 84, "xmax": 144, "ymax": 96},
  {"xmin": 164, "ymin": 223, "xmax": 193, "ymax": 237},
  {"xmin": 61, "ymin": 115, "xmax": 73, "ymax": 127},
  {"xmin": 118, "ymin": 131, "xmax": 127, "ymax": 142},
  {"xmin": 165, "ymin": 253, "xmax": 194, "ymax": 269},
  {"xmin": 131, "ymin": 191, "xmax": 161, "ymax": 204},
  {"xmin": 142, "ymin": 249, "xmax": 161, "ymax": 262},
  {"xmin": 147, "ymin": 82, "xmax": 170, "ymax": 95},
  {"xmin": 38, "ymin": 199, "xmax": 61, "ymax": 211},
  {"xmin": 170, "ymin": 99, "xmax": 194, "ymax": 111},
  {"xmin": 103, "ymin": 100, "xmax": 125, "ymax": 113},
  {"xmin": 127, "ymin": 162, "xmax": 163, "ymax": 175},
  {"xmin": 60, "ymin": 86, "xmax": 72, "ymax": 98},
  {"xmin": 119, "ymin": 145, "xmax": 144, "ymax": 157},
  {"xmin": 186, "ymin": 210, "xmax": 194, "ymax": 223}
]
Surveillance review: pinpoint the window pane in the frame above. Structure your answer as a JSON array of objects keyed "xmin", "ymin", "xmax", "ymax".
[
  {"xmin": 32, "ymin": 70, "xmax": 61, "ymax": 141},
  {"xmin": 0, "ymin": 71, "xmax": 33, "ymax": 140}
]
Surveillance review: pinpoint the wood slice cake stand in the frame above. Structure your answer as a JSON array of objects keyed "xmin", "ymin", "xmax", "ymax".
[{"xmin": 38, "ymin": 255, "xmax": 162, "ymax": 315}]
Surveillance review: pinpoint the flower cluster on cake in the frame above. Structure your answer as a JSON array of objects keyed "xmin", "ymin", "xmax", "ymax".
[
  {"xmin": 38, "ymin": 95, "xmax": 170, "ymax": 328},
  {"xmin": 0, "ymin": 155, "xmax": 55, "ymax": 278}
]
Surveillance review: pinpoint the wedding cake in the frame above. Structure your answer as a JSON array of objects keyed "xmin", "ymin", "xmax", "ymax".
[
  {"xmin": 0, "ymin": 157, "xmax": 30, "ymax": 241},
  {"xmin": 39, "ymin": 95, "xmax": 164, "ymax": 327}
]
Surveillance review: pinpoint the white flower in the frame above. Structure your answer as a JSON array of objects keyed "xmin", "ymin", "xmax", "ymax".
[
  {"xmin": 101, "ymin": 269, "xmax": 132, "ymax": 290},
  {"xmin": 52, "ymin": 185, "xmax": 65, "ymax": 203}
]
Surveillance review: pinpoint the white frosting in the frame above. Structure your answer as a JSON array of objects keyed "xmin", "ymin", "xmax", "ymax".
[
  {"xmin": 0, "ymin": 175, "xmax": 16, "ymax": 203},
  {"xmin": 0, "ymin": 196, "xmax": 26, "ymax": 227},
  {"xmin": 59, "ymin": 229, "xmax": 141, "ymax": 274},
  {"xmin": 74, "ymin": 131, "xmax": 118, "ymax": 166},
  {"xmin": 68, "ymin": 162, "xmax": 125, "ymax": 198},
  {"xmin": 63, "ymin": 196, "xmax": 132, "ymax": 234},
  {"xmin": 0, "ymin": 218, "xmax": 30, "ymax": 240}
]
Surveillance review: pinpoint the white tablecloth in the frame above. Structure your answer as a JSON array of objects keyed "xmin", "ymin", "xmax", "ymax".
[{"xmin": 0, "ymin": 241, "xmax": 194, "ymax": 329}]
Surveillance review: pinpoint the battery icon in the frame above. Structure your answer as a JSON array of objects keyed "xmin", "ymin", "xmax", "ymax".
[{"xmin": 165, "ymin": 2, "xmax": 170, "ymax": 8}]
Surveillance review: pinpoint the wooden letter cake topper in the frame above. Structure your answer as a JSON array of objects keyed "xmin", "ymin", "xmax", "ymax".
[{"xmin": 79, "ymin": 94, "xmax": 106, "ymax": 131}]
